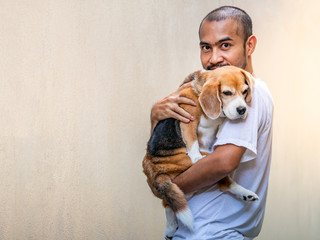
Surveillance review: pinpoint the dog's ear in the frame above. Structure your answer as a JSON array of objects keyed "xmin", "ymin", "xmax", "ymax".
[
  {"xmin": 241, "ymin": 70, "xmax": 255, "ymax": 103},
  {"xmin": 199, "ymin": 81, "xmax": 221, "ymax": 120},
  {"xmin": 180, "ymin": 70, "xmax": 201, "ymax": 86},
  {"xmin": 182, "ymin": 70, "xmax": 208, "ymax": 95}
]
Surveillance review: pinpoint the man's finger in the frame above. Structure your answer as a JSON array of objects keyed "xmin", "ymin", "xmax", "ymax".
[
  {"xmin": 177, "ymin": 82, "xmax": 192, "ymax": 92},
  {"xmin": 176, "ymin": 96, "xmax": 197, "ymax": 106},
  {"xmin": 170, "ymin": 111, "xmax": 192, "ymax": 123},
  {"xmin": 172, "ymin": 106, "xmax": 194, "ymax": 122}
]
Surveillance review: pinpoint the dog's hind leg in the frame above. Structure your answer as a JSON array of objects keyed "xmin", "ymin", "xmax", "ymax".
[
  {"xmin": 162, "ymin": 203, "xmax": 178, "ymax": 239},
  {"xmin": 155, "ymin": 174, "xmax": 193, "ymax": 232},
  {"xmin": 218, "ymin": 176, "xmax": 259, "ymax": 201}
]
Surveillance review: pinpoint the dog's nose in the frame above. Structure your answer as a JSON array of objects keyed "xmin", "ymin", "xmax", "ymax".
[{"xmin": 237, "ymin": 107, "xmax": 246, "ymax": 115}]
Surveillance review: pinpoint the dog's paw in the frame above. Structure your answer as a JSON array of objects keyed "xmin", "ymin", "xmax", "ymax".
[
  {"xmin": 191, "ymin": 155, "xmax": 205, "ymax": 164},
  {"xmin": 242, "ymin": 192, "xmax": 259, "ymax": 201},
  {"xmin": 237, "ymin": 187, "xmax": 259, "ymax": 201},
  {"xmin": 165, "ymin": 224, "xmax": 177, "ymax": 239},
  {"xmin": 228, "ymin": 182, "xmax": 259, "ymax": 202}
]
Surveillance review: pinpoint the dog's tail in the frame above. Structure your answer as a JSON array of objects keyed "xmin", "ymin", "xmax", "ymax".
[{"xmin": 156, "ymin": 174, "xmax": 193, "ymax": 232}]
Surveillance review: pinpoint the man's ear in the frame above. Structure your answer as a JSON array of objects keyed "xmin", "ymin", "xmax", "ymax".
[
  {"xmin": 246, "ymin": 35, "xmax": 257, "ymax": 57},
  {"xmin": 241, "ymin": 69, "xmax": 255, "ymax": 103},
  {"xmin": 199, "ymin": 81, "xmax": 221, "ymax": 119}
]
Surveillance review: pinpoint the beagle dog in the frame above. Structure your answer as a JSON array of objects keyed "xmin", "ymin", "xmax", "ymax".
[{"xmin": 142, "ymin": 66, "xmax": 258, "ymax": 238}]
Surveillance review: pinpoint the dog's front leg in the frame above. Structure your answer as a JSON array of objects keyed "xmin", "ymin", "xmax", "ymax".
[
  {"xmin": 180, "ymin": 119, "xmax": 203, "ymax": 164},
  {"xmin": 179, "ymin": 88, "xmax": 204, "ymax": 163},
  {"xmin": 187, "ymin": 140, "xmax": 204, "ymax": 164}
]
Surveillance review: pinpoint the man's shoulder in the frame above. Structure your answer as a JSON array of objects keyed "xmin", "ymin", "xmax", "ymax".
[
  {"xmin": 252, "ymin": 78, "xmax": 274, "ymax": 129},
  {"xmin": 253, "ymin": 78, "xmax": 274, "ymax": 108}
]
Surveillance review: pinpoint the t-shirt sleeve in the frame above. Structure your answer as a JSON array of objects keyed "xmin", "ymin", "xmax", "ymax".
[{"xmin": 213, "ymin": 97, "xmax": 259, "ymax": 163}]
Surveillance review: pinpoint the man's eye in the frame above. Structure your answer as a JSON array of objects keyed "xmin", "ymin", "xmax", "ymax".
[
  {"xmin": 223, "ymin": 91, "xmax": 232, "ymax": 96},
  {"xmin": 202, "ymin": 45, "xmax": 211, "ymax": 52},
  {"xmin": 221, "ymin": 43, "xmax": 230, "ymax": 49}
]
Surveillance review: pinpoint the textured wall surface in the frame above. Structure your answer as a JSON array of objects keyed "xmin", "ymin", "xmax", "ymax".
[{"xmin": 0, "ymin": 0, "xmax": 319, "ymax": 239}]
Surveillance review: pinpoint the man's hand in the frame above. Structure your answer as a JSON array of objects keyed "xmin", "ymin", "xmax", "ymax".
[{"xmin": 151, "ymin": 82, "xmax": 196, "ymax": 131}]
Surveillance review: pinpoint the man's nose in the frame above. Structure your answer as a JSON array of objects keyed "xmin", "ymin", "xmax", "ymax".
[{"xmin": 209, "ymin": 50, "xmax": 224, "ymax": 65}]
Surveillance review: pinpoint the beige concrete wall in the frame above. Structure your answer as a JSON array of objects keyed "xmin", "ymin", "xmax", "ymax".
[{"xmin": 0, "ymin": 0, "xmax": 319, "ymax": 239}]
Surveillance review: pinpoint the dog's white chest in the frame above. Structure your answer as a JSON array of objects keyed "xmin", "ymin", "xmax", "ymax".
[{"xmin": 198, "ymin": 115, "xmax": 225, "ymax": 153}]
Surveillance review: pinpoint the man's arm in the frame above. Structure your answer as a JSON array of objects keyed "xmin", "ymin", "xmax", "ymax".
[
  {"xmin": 150, "ymin": 82, "xmax": 196, "ymax": 132},
  {"xmin": 173, "ymin": 144, "xmax": 246, "ymax": 194}
]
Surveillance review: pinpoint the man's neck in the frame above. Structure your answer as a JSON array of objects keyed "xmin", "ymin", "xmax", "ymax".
[{"xmin": 245, "ymin": 57, "xmax": 254, "ymax": 74}]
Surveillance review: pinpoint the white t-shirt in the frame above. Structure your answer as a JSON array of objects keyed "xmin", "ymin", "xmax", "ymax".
[{"xmin": 173, "ymin": 78, "xmax": 274, "ymax": 240}]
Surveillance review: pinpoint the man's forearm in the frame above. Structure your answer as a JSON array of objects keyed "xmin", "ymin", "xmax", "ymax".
[
  {"xmin": 150, "ymin": 115, "xmax": 158, "ymax": 134},
  {"xmin": 173, "ymin": 144, "xmax": 246, "ymax": 194}
]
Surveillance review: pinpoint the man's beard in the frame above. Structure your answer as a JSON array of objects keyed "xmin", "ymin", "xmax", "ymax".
[
  {"xmin": 206, "ymin": 59, "xmax": 247, "ymax": 71},
  {"xmin": 206, "ymin": 63, "xmax": 229, "ymax": 70}
]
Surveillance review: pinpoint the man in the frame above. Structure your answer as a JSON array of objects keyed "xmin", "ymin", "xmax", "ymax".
[{"xmin": 149, "ymin": 6, "xmax": 273, "ymax": 240}]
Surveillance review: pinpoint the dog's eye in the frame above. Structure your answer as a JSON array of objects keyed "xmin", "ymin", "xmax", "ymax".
[
  {"xmin": 243, "ymin": 89, "xmax": 248, "ymax": 95},
  {"xmin": 223, "ymin": 91, "xmax": 232, "ymax": 96}
]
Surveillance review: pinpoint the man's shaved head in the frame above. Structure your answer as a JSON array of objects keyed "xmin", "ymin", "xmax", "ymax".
[{"xmin": 199, "ymin": 6, "xmax": 253, "ymax": 44}]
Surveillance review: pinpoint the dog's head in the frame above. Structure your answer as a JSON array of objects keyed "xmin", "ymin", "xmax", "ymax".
[{"xmin": 196, "ymin": 66, "xmax": 255, "ymax": 120}]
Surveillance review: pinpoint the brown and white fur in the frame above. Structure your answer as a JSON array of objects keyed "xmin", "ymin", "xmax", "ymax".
[{"xmin": 143, "ymin": 66, "xmax": 258, "ymax": 238}]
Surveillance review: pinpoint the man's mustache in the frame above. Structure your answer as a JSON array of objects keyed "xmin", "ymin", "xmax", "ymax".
[{"xmin": 206, "ymin": 63, "xmax": 230, "ymax": 70}]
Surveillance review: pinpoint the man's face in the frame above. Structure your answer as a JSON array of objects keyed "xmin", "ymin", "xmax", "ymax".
[{"xmin": 199, "ymin": 19, "xmax": 248, "ymax": 71}]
